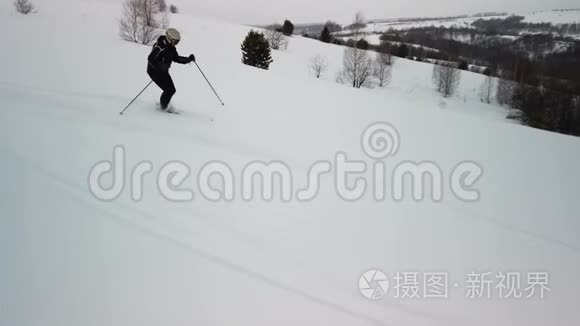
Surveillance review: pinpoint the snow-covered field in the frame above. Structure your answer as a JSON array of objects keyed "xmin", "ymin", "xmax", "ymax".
[
  {"xmin": 359, "ymin": 16, "xmax": 504, "ymax": 34},
  {"xmin": 338, "ymin": 10, "xmax": 580, "ymax": 45},
  {"xmin": 523, "ymin": 10, "xmax": 580, "ymax": 24},
  {"xmin": 1, "ymin": 1, "xmax": 580, "ymax": 325}
]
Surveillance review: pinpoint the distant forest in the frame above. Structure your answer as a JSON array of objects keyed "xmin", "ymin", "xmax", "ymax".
[{"xmin": 301, "ymin": 14, "xmax": 580, "ymax": 135}]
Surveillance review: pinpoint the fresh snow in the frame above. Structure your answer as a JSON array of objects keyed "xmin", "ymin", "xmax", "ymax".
[
  {"xmin": 523, "ymin": 10, "xmax": 580, "ymax": 24},
  {"xmin": 339, "ymin": 10, "xmax": 580, "ymax": 45},
  {"xmin": 358, "ymin": 16, "xmax": 504, "ymax": 33},
  {"xmin": 1, "ymin": 1, "xmax": 580, "ymax": 326}
]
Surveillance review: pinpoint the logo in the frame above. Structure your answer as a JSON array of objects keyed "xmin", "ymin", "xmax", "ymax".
[
  {"xmin": 359, "ymin": 269, "xmax": 390, "ymax": 300},
  {"xmin": 88, "ymin": 123, "xmax": 482, "ymax": 203}
]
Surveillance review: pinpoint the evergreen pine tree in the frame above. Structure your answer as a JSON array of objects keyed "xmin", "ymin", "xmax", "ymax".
[
  {"xmin": 282, "ymin": 20, "xmax": 294, "ymax": 36},
  {"xmin": 356, "ymin": 39, "xmax": 369, "ymax": 50},
  {"xmin": 241, "ymin": 30, "xmax": 273, "ymax": 70},
  {"xmin": 320, "ymin": 26, "xmax": 332, "ymax": 43},
  {"xmin": 397, "ymin": 44, "xmax": 409, "ymax": 58}
]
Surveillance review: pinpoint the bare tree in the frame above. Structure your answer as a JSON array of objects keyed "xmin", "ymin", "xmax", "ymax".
[
  {"xmin": 14, "ymin": 0, "xmax": 35, "ymax": 14},
  {"xmin": 309, "ymin": 54, "xmax": 328, "ymax": 78},
  {"xmin": 496, "ymin": 75, "xmax": 517, "ymax": 106},
  {"xmin": 119, "ymin": 0, "xmax": 141, "ymax": 43},
  {"xmin": 351, "ymin": 11, "xmax": 366, "ymax": 40},
  {"xmin": 139, "ymin": 0, "xmax": 161, "ymax": 27},
  {"xmin": 159, "ymin": 10, "xmax": 170, "ymax": 29},
  {"xmin": 480, "ymin": 75, "xmax": 496, "ymax": 103},
  {"xmin": 432, "ymin": 64, "xmax": 461, "ymax": 97},
  {"xmin": 265, "ymin": 26, "xmax": 288, "ymax": 50},
  {"xmin": 378, "ymin": 42, "xmax": 393, "ymax": 66},
  {"xmin": 373, "ymin": 53, "xmax": 392, "ymax": 87},
  {"xmin": 338, "ymin": 46, "xmax": 373, "ymax": 88},
  {"xmin": 156, "ymin": 0, "xmax": 167, "ymax": 12},
  {"xmin": 119, "ymin": 0, "xmax": 167, "ymax": 45}
]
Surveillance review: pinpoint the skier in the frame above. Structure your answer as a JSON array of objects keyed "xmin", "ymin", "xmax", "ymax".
[{"xmin": 147, "ymin": 28, "xmax": 195, "ymax": 112}]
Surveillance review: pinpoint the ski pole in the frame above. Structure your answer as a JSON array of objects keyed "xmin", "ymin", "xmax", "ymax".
[
  {"xmin": 119, "ymin": 80, "xmax": 154, "ymax": 115},
  {"xmin": 193, "ymin": 61, "xmax": 225, "ymax": 106}
]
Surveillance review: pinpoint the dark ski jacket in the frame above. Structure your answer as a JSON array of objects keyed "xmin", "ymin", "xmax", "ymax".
[{"xmin": 148, "ymin": 36, "xmax": 191, "ymax": 72}]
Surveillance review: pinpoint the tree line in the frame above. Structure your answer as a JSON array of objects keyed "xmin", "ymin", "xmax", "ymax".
[{"xmin": 374, "ymin": 21, "xmax": 580, "ymax": 136}]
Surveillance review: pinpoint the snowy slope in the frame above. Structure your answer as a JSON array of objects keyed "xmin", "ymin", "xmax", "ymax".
[
  {"xmin": 523, "ymin": 10, "xmax": 580, "ymax": 24},
  {"xmin": 1, "ymin": 1, "xmax": 580, "ymax": 326},
  {"xmin": 359, "ymin": 16, "xmax": 503, "ymax": 33},
  {"xmin": 340, "ymin": 10, "xmax": 580, "ymax": 44}
]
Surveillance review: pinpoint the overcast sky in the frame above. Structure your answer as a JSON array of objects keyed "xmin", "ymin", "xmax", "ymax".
[{"xmin": 173, "ymin": 0, "xmax": 579, "ymax": 25}]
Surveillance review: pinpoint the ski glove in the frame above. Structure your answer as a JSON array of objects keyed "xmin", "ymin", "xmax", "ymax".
[{"xmin": 189, "ymin": 54, "xmax": 196, "ymax": 63}]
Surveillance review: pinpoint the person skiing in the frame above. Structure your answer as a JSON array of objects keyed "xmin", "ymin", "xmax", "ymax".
[{"xmin": 147, "ymin": 28, "xmax": 195, "ymax": 112}]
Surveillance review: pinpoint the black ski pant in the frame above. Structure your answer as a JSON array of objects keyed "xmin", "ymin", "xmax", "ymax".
[{"xmin": 147, "ymin": 66, "xmax": 176, "ymax": 109}]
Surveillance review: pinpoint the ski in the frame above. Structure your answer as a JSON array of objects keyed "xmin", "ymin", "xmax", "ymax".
[
  {"xmin": 162, "ymin": 108, "xmax": 181, "ymax": 114},
  {"xmin": 155, "ymin": 104, "xmax": 214, "ymax": 122},
  {"xmin": 155, "ymin": 104, "xmax": 180, "ymax": 114}
]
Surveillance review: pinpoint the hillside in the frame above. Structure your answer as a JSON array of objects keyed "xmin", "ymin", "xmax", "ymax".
[
  {"xmin": 335, "ymin": 10, "xmax": 580, "ymax": 45},
  {"xmin": 344, "ymin": 10, "xmax": 580, "ymax": 33},
  {"xmin": 523, "ymin": 9, "xmax": 580, "ymax": 24},
  {"xmin": 1, "ymin": 1, "xmax": 580, "ymax": 326}
]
